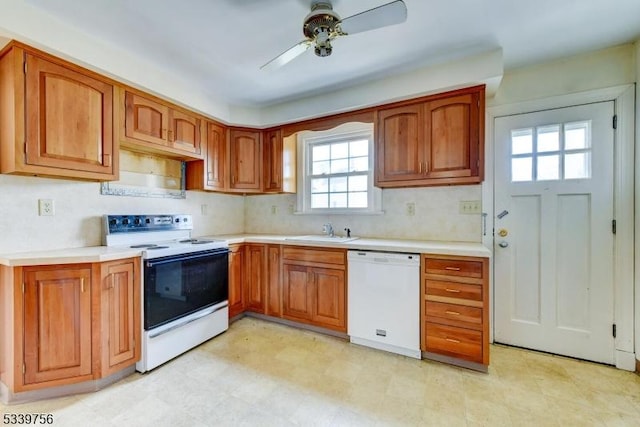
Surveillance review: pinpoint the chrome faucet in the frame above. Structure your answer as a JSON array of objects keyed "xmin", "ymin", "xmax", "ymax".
[{"xmin": 322, "ymin": 223, "xmax": 334, "ymax": 237}]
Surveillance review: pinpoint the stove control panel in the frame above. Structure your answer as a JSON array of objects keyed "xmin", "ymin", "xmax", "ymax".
[{"xmin": 105, "ymin": 214, "xmax": 192, "ymax": 234}]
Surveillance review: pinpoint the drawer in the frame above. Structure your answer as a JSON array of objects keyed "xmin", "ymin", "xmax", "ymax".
[
  {"xmin": 424, "ymin": 322, "xmax": 483, "ymax": 363},
  {"xmin": 282, "ymin": 246, "xmax": 345, "ymax": 265},
  {"xmin": 425, "ymin": 301, "xmax": 482, "ymax": 325},
  {"xmin": 425, "ymin": 279, "xmax": 482, "ymax": 302},
  {"xmin": 424, "ymin": 258, "xmax": 483, "ymax": 278}
]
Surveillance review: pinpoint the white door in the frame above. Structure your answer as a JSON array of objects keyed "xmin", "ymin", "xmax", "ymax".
[{"xmin": 494, "ymin": 102, "xmax": 615, "ymax": 364}]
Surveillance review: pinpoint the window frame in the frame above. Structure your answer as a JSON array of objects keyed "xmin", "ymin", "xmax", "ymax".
[{"xmin": 295, "ymin": 122, "xmax": 382, "ymax": 215}]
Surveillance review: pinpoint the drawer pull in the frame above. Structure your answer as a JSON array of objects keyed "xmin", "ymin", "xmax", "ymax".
[
  {"xmin": 445, "ymin": 337, "xmax": 461, "ymax": 343},
  {"xmin": 445, "ymin": 310, "xmax": 460, "ymax": 316},
  {"xmin": 444, "ymin": 266, "xmax": 461, "ymax": 271},
  {"xmin": 445, "ymin": 288, "xmax": 461, "ymax": 293}
]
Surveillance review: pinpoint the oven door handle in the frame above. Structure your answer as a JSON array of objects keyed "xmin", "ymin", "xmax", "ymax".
[
  {"xmin": 145, "ymin": 248, "xmax": 229, "ymax": 267},
  {"xmin": 148, "ymin": 302, "xmax": 229, "ymax": 339}
]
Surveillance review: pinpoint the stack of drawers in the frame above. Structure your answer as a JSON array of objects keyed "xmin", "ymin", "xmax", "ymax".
[{"xmin": 421, "ymin": 255, "xmax": 489, "ymax": 371}]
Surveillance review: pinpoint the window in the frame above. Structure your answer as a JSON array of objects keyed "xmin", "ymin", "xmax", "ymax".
[
  {"xmin": 296, "ymin": 123, "xmax": 381, "ymax": 214},
  {"xmin": 510, "ymin": 120, "xmax": 591, "ymax": 182}
]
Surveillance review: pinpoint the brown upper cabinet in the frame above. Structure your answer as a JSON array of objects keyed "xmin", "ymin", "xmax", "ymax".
[
  {"xmin": 375, "ymin": 85, "xmax": 484, "ymax": 188},
  {"xmin": 262, "ymin": 128, "xmax": 296, "ymax": 193},
  {"xmin": 120, "ymin": 90, "xmax": 203, "ymax": 160},
  {"xmin": 0, "ymin": 43, "xmax": 117, "ymax": 180},
  {"xmin": 228, "ymin": 128, "xmax": 262, "ymax": 192},
  {"xmin": 186, "ymin": 122, "xmax": 227, "ymax": 191}
]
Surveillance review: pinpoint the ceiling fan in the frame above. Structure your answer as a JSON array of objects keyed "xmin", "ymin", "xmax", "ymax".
[{"xmin": 260, "ymin": 0, "xmax": 408, "ymax": 70}]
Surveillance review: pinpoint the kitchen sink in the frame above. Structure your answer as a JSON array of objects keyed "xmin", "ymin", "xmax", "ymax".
[{"xmin": 285, "ymin": 235, "xmax": 360, "ymax": 243}]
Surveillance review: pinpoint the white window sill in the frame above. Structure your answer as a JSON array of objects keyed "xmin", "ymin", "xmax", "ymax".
[{"xmin": 293, "ymin": 210, "xmax": 385, "ymax": 216}]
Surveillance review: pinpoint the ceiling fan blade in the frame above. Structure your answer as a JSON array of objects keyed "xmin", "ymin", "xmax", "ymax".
[
  {"xmin": 339, "ymin": 0, "xmax": 407, "ymax": 35},
  {"xmin": 260, "ymin": 40, "xmax": 312, "ymax": 71}
]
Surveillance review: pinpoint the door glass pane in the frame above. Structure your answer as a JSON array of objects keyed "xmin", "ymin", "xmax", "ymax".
[
  {"xmin": 329, "ymin": 193, "xmax": 347, "ymax": 208},
  {"xmin": 565, "ymin": 121, "xmax": 590, "ymax": 150},
  {"xmin": 537, "ymin": 155, "xmax": 560, "ymax": 180},
  {"xmin": 312, "ymin": 144, "xmax": 330, "ymax": 161},
  {"xmin": 348, "ymin": 192, "xmax": 368, "ymax": 208},
  {"xmin": 511, "ymin": 129, "xmax": 533, "ymax": 155},
  {"xmin": 537, "ymin": 125, "xmax": 560, "ymax": 152},
  {"xmin": 565, "ymin": 152, "xmax": 591, "ymax": 179},
  {"xmin": 512, "ymin": 157, "xmax": 532, "ymax": 182},
  {"xmin": 311, "ymin": 193, "xmax": 328, "ymax": 208}
]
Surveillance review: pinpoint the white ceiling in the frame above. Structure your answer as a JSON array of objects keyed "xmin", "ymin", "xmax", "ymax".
[{"xmin": 10, "ymin": 0, "xmax": 640, "ymax": 109}]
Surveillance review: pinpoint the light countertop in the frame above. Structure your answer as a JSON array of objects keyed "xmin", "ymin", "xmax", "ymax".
[{"xmin": 0, "ymin": 234, "xmax": 490, "ymax": 267}]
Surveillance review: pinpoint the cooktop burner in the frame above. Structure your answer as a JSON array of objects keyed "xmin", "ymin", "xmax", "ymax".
[
  {"xmin": 130, "ymin": 244, "xmax": 158, "ymax": 248},
  {"xmin": 179, "ymin": 239, "xmax": 214, "ymax": 244},
  {"xmin": 147, "ymin": 246, "xmax": 170, "ymax": 250}
]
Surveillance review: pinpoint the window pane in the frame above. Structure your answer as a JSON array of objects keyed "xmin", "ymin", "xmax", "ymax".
[
  {"xmin": 330, "ymin": 158, "xmax": 349, "ymax": 174},
  {"xmin": 329, "ymin": 193, "xmax": 347, "ymax": 208},
  {"xmin": 311, "ymin": 193, "xmax": 328, "ymax": 208},
  {"xmin": 565, "ymin": 152, "xmax": 591, "ymax": 179},
  {"xmin": 512, "ymin": 157, "xmax": 532, "ymax": 182},
  {"xmin": 349, "ymin": 156, "xmax": 368, "ymax": 172},
  {"xmin": 311, "ymin": 178, "xmax": 328, "ymax": 193},
  {"xmin": 511, "ymin": 129, "xmax": 533, "ymax": 155},
  {"xmin": 329, "ymin": 176, "xmax": 348, "ymax": 192},
  {"xmin": 331, "ymin": 142, "xmax": 348, "ymax": 159},
  {"xmin": 349, "ymin": 175, "xmax": 368, "ymax": 192},
  {"xmin": 312, "ymin": 160, "xmax": 330, "ymax": 175},
  {"xmin": 565, "ymin": 121, "xmax": 590, "ymax": 150},
  {"xmin": 537, "ymin": 155, "xmax": 560, "ymax": 180},
  {"xmin": 350, "ymin": 140, "xmax": 368, "ymax": 157},
  {"xmin": 312, "ymin": 144, "xmax": 330, "ymax": 161},
  {"xmin": 537, "ymin": 125, "xmax": 560, "ymax": 152},
  {"xmin": 349, "ymin": 192, "xmax": 368, "ymax": 208}
]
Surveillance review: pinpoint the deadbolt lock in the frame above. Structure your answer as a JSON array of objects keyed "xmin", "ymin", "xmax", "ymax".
[{"xmin": 498, "ymin": 228, "xmax": 509, "ymax": 237}]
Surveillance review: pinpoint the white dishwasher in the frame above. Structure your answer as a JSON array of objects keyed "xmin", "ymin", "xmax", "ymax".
[{"xmin": 347, "ymin": 250, "xmax": 421, "ymax": 359}]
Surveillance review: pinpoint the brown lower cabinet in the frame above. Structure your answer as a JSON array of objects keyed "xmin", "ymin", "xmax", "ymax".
[
  {"xmin": 228, "ymin": 244, "xmax": 245, "ymax": 318},
  {"xmin": 421, "ymin": 254, "xmax": 489, "ymax": 369},
  {"xmin": 0, "ymin": 258, "xmax": 140, "ymax": 393}
]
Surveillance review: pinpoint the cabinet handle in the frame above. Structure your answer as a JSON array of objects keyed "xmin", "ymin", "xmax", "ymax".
[
  {"xmin": 419, "ymin": 162, "xmax": 423, "ymax": 174},
  {"xmin": 108, "ymin": 273, "xmax": 115, "ymax": 289},
  {"xmin": 444, "ymin": 266, "xmax": 461, "ymax": 271},
  {"xmin": 445, "ymin": 310, "xmax": 461, "ymax": 316},
  {"xmin": 168, "ymin": 129, "xmax": 174, "ymax": 141},
  {"xmin": 162, "ymin": 129, "xmax": 167, "ymax": 139},
  {"xmin": 103, "ymin": 153, "xmax": 112, "ymax": 167},
  {"xmin": 80, "ymin": 278, "xmax": 85, "ymax": 293},
  {"xmin": 445, "ymin": 288, "xmax": 461, "ymax": 293},
  {"xmin": 445, "ymin": 337, "xmax": 461, "ymax": 343},
  {"xmin": 231, "ymin": 176, "xmax": 235, "ymax": 185}
]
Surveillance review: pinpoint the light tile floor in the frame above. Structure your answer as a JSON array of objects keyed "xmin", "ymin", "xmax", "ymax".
[{"xmin": 2, "ymin": 317, "xmax": 639, "ymax": 426}]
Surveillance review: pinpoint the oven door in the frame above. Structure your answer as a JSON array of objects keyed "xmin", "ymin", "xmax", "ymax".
[{"xmin": 143, "ymin": 248, "xmax": 229, "ymax": 330}]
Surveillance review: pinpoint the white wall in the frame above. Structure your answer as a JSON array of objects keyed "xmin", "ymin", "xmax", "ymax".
[
  {"xmin": 0, "ymin": 175, "xmax": 244, "ymax": 254},
  {"xmin": 635, "ymin": 39, "xmax": 640, "ymax": 364}
]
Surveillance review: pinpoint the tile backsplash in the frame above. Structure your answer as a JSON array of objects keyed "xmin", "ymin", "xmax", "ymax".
[
  {"xmin": 0, "ymin": 175, "xmax": 245, "ymax": 254},
  {"xmin": 244, "ymin": 185, "xmax": 483, "ymax": 242}
]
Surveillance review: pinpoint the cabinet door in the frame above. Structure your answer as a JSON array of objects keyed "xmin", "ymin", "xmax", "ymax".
[
  {"xmin": 311, "ymin": 267, "xmax": 346, "ymax": 331},
  {"xmin": 424, "ymin": 92, "xmax": 479, "ymax": 179},
  {"xmin": 124, "ymin": 91, "xmax": 169, "ymax": 146},
  {"xmin": 245, "ymin": 244, "xmax": 266, "ymax": 313},
  {"xmin": 207, "ymin": 123, "xmax": 227, "ymax": 189},
  {"xmin": 266, "ymin": 245, "xmax": 282, "ymax": 317},
  {"xmin": 228, "ymin": 245, "xmax": 245, "ymax": 318},
  {"xmin": 24, "ymin": 54, "xmax": 115, "ymax": 177},
  {"xmin": 169, "ymin": 109, "xmax": 202, "ymax": 155},
  {"xmin": 375, "ymin": 103, "xmax": 425, "ymax": 183},
  {"xmin": 282, "ymin": 264, "xmax": 313, "ymax": 321},
  {"xmin": 263, "ymin": 129, "xmax": 282, "ymax": 192},
  {"xmin": 229, "ymin": 129, "xmax": 261, "ymax": 191},
  {"xmin": 100, "ymin": 259, "xmax": 140, "ymax": 376},
  {"xmin": 23, "ymin": 266, "xmax": 93, "ymax": 386}
]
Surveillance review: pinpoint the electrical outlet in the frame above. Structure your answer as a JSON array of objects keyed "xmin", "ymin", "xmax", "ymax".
[
  {"xmin": 38, "ymin": 199, "xmax": 55, "ymax": 216},
  {"xmin": 201, "ymin": 204, "xmax": 208, "ymax": 215},
  {"xmin": 288, "ymin": 204, "xmax": 295, "ymax": 214},
  {"xmin": 406, "ymin": 202, "xmax": 415, "ymax": 216},
  {"xmin": 459, "ymin": 200, "xmax": 481, "ymax": 214},
  {"xmin": 271, "ymin": 205, "xmax": 278, "ymax": 215}
]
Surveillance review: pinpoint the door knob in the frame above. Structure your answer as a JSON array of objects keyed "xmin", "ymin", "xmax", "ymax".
[{"xmin": 498, "ymin": 241, "xmax": 509, "ymax": 248}]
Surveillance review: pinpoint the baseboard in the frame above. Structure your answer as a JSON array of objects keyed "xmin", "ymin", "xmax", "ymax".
[
  {"xmin": 244, "ymin": 312, "xmax": 348, "ymax": 339},
  {"xmin": 422, "ymin": 351, "xmax": 488, "ymax": 373},
  {"xmin": 615, "ymin": 349, "xmax": 636, "ymax": 371}
]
